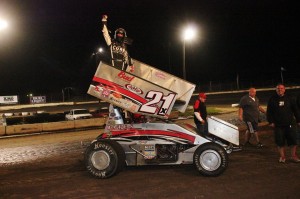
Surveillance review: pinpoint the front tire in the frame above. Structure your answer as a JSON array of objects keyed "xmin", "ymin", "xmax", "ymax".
[
  {"xmin": 193, "ymin": 142, "xmax": 228, "ymax": 176},
  {"xmin": 84, "ymin": 139, "xmax": 125, "ymax": 179}
]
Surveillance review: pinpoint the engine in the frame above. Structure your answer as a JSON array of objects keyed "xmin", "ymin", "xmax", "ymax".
[
  {"xmin": 141, "ymin": 144, "xmax": 188, "ymax": 163},
  {"xmin": 156, "ymin": 144, "xmax": 178, "ymax": 161},
  {"xmin": 128, "ymin": 142, "xmax": 192, "ymax": 165}
]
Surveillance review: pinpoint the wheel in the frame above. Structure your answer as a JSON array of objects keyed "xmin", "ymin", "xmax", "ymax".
[
  {"xmin": 193, "ymin": 142, "xmax": 228, "ymax": 176},
  {"xmin": 84, "ymin": 139, "xmax": 125, "ymax": 179}
]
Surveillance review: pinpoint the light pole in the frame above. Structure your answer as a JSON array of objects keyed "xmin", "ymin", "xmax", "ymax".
[
  {"xmin": 280, "ymin": 67, "xmax": 286, "ymax": 84},
  {"xmin": 62, "ymin": 89, "xmax": 65, "ymax": 102},
  {"xmin": 62, "ymin": 87, "xmax": 73, "ymax": 102},
  {"xmin": 27, "ymin": 93, "xmax": 33, "ymax": 104},
  {"xmin": 182, "ymin": 25, "xmax": 197, "ymax": 80}
]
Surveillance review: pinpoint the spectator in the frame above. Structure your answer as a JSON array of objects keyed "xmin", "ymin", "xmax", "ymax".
[
  {"xmin": 239, "ymin": 87, "xmax": 266, "ymax": 147},
  {"xmin": 194, "ymin": 93, "xmax": 208, "ymax": 136},
  {"xmin": 267, "ymin": 84, "xmax": 300, "ymax": 163}
]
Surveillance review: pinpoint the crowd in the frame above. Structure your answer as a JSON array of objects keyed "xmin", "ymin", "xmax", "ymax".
[{"xmin": 194, "ymin": 83, "xmax": 300, "ymax": 163}]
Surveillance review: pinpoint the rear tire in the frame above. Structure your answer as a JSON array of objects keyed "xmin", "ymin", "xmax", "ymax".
[
  {"xmin": 84, "ymin": 139, "xmax": 125, "ymax": 179},
  {"xmin": 193, "ymin": 142, "xmax": 228, "ymax": 176}
]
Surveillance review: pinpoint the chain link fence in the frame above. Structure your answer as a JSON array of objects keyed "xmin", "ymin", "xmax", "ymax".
[{"xmin": 195, "ymin": 78, "xmax": 300, "ymax": 93}]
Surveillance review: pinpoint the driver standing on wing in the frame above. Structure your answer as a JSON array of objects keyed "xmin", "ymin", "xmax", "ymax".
[
  {"xmin": 101, "ymin": 15, "xmax": 135, "ymax": 129},
  {"xmin": 102, "ymin": 15, "xmax": 134, "ymax": 72}
]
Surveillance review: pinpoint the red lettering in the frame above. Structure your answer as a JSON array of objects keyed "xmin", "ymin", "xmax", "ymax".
[{"xmin": 118, "ymin": 71, "xmax": 134, "ymax": 82}]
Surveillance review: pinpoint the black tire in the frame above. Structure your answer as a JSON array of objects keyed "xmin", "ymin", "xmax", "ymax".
[
  {"xmin": 193, "ymin": 142, "xmax": 228, "ymax": 176},
  {"xmin": 84, "ymin": 139, "xmax": 125, "ymax": 179}
]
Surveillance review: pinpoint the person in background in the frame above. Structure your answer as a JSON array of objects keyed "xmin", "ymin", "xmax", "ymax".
[
  {"xmin": 194, "ymin": 93, "xmax": 208, "ymax": 136},
  {"xmin": 239, "ymin": 87, "xmax": 266, "ymax": 147},
  {"xmin": 267, "ymin": 84, "xmax": 300, "ymax": 163}
]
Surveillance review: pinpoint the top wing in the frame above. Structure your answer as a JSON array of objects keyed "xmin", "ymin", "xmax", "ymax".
[
  {"xmin": 127, "ymin": 59, "xmax": 196, "ymax": 112},
  {"xmin": 88, "ymin": 62, "xmax": 178, "ymax": 119}
]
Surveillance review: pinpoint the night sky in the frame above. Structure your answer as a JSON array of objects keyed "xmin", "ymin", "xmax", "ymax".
[{"xmin": 1, "ymin": 0, "xmax": 299, "ymax": 97}]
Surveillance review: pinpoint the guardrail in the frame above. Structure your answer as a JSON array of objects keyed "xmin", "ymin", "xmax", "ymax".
[
  {"xmin": 0, "ymin": 109, "xmax": 180, "ymax": 137},
  {"xmin": 0, "ymin": 117, "xmax": 105, "ymax": 136}
]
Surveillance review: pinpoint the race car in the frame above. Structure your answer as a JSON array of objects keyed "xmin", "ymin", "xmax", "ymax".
[
  {"xmin": 84, "ymin": 60, "xmax": 239, "ymax": 178},
  {"xmin": 84, "ymin": 117, "xmax": 234, "ymax": 178}
]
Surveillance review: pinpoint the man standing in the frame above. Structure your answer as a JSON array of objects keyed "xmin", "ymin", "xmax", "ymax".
[
  {"xmin": 239, "ymin": 88, "xmax": 266, "ymax": 147},
  {"xmin": 267, "ymin": 84, "xmax": 300, "ymax": 163},
  {"xmin": 194, "ymin": 93, "xmax": 208, "ymax": 136}
]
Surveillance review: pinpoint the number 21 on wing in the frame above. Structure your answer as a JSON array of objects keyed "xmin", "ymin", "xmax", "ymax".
[{"xmin": 139, "ymin": 91, "xmax": 176, "ymax": 116}]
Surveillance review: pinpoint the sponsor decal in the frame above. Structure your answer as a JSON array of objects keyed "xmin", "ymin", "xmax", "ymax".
[
  {"xmin": 0, "ymin": 96, "xmax": 18, "ymax": 104},
  {"xmin": 114, "ymin": 116, "xmax": 122, "ymax": 120},
  {"xmin": 117, "ymin": 71, "xmax": 134, "ymax": 82},
  {"xmin": 138, "ymin": 140, "xmax": 148, "ymax": 144},
  {"xmin": 125, "ymin": 84, "xmax": 143, "ymax": 95},
  {"xmin": 92, "ymin": 76, "xmax": 147, "ymax": 104},
  {"xmin": 109, "ymin": 96, "xmax": 123, "ymax": 105},
  {"xmin": 106, "ymin": 124, "xmax": 133, "ymax": 131},
  {"xmin": 112, "ymin": 44, "xmax": 125, "ymax": 53},
  {"xmin": 102, "ymin": 88, "xmax": 110, "ymax": 98},
  {"xmin": 94, "ymin": 84, "xmax": 104, "ymax": 92},
  {"xmin": 30, "ymin": 96, "xmax": 46, "ymax": 104},
  {"xmin": 113, "ymin": 92, "xmax": 123, "ymax": 99},
  {"xmin": 154, "ymin": 71, "xmax": 167, "ymax": 80},
  {"xmin": 144, "ymin": 145, "xmax": 155, "ymax": 151},
  {"xmin": 109, "ymin": 113, "xmax": 116, "ymax": 117},
  {"xmin": 129, "ymin": 104, "xmax": 138, "ymax": 112},
  {"xmin": 94, "ymin": 143, "xmax": 114, "ymax": 154},
  {"xmin": 4, "ymin": 97, "xmax": 14, "ymax": 101},
  {"xmin": 123, "ymin": 99, "xmax": 132, "ymax": 108}
]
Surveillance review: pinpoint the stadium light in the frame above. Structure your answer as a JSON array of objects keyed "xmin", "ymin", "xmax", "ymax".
[
  {"xmin": 0, "ymin": 19, "xmax": 8, "ymax": 31},
  {"xmin": 182, "ymin": 25, "xmax": 197, "ymax": 80}
]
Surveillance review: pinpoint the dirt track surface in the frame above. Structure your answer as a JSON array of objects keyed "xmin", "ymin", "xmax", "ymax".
[{"xmin": 1, "ymin": 120, "xmax": 300, "ymax": 199}]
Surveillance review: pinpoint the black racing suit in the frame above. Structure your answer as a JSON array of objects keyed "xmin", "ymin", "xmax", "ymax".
[{"xmin": 102, "ymin": 21, "xmax": 132, "ymax": 71}]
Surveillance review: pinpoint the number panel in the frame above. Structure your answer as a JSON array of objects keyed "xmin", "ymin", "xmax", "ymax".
[{"xmin": 139, "ymin": 91, "xmax": 176, "ymax": 117}]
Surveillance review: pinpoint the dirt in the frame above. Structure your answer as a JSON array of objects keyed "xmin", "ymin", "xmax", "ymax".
[{"xmin": 1, "ymin": 121, "xmax": 300, "ymax": 199}]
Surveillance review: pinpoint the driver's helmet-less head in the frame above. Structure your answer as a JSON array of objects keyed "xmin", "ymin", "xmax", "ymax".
[{"xmin": 114, "ymin": 28, "xmax": 127, "ymax": 43}]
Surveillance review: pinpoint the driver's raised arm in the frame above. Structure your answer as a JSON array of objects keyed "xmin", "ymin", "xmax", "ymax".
[{"xmin": 102, "ymin": 15, "xmax": 111, "ymax": 46}]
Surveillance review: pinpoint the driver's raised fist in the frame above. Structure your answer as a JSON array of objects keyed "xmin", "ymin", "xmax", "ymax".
[{"xmin": 102, "ymin": 15, "xmax": 108, "ymax": 21}]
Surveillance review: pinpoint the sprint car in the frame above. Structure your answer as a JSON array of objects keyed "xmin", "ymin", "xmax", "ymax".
[
  {"xmin": 84, "ymin": 107, "xmax": 239, "ymax": 178},
  {"xmin": 84, "ymin": 60, "xmax": 239, "ymax": 178}
]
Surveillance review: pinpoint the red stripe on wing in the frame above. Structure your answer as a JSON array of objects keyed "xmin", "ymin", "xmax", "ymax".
[{"xmin": 93, "ymin": 76, "xmax": 147, "ymax": 104}]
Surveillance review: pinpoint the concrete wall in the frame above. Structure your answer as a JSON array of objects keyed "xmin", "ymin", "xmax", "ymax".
[
  {"xmin": 6, "ymin": 123, "xmax": 43, "ymax": 135},
  {"xmin": 42, "ymin": 121, "xmax": 75, "ymax": 131},
  {"xmin": 1, "ymin": 118, "xmax": 105, "ymax": 136},
  {"xmin": 0, "ymin": 126, "xmax": 5, "ymax": 136},
  {"xmin": 74, "ymin": 118, "xmax": 105, "ymax": 128}
]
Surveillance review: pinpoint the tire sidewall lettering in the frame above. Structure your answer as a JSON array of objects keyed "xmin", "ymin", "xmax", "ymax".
[{"xmin": 85, "ymin": 141, "xmax": 119, "ymax": 178}]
